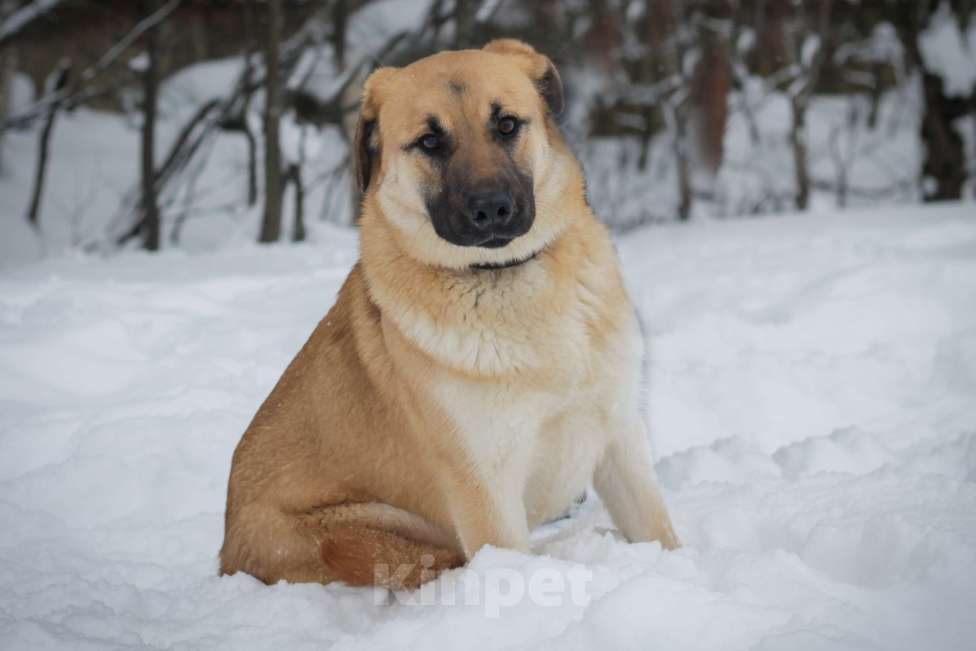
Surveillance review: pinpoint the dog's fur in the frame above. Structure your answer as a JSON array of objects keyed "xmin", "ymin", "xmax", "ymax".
[{"xmin": 219, "ymin": 40, "xmax": 678, "ymax": 589}]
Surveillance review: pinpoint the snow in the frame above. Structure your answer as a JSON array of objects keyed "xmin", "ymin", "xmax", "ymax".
[
  {"xmin": 801, "ymin": 34, "xmax": 821, "ymax": 68},
  {"xmin": 475, "ymin": 0, "xmax": 504, "ymax": 23},
  {"xmin": 919, "ymin": 1, "xmax": 976, "ymax": 97},
  {"xmin": 0, "ymin": 60, "xmax": 355, "ymax": 269},
  {"xmin": 127, "ymin": 53, "xmax": 149, "ymax": 73},
  {"xmin": 1, "ymin": 202, "xmax": 975, "ymax": 649},
  {"xmin": 575, "ymin": 79, "xmax": 923, "ymax": 227}
]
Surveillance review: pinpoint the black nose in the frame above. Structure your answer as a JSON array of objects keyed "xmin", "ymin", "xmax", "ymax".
[{"xmin": 463, "ymin": 191, "xmax": 514, "ymax": 231}]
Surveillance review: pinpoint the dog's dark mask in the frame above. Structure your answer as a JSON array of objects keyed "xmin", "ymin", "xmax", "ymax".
[{"xmin": 423, "ymin": 139, "xmax": 536, "ymax": 249}]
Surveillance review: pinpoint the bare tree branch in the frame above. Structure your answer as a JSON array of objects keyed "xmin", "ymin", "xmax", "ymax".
[
  {"xmin": 0, "ymin": 0, "xmax": 64, "ymax": 47},
  {"xmin": 1, "ymin": 0, "xmax": 182, "ymax": 132}
]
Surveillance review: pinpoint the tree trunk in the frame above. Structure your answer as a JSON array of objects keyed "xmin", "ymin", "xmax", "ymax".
[
  {"xmin": 690, "ymin": 42, "xmax": 731, "ymax": 175},
  {"xmin": 755, "ymin": 0, "xmax": 791, "ymax": 77},
  {"xmin": 452, "ymin": 0, "xmax": 477, "ymax": 49},
  {"xmin": 141, "ymin": 0, "xmax": 161, "ymax": 251},
  {"xmin": 920, "ymin": 72, "xmax": 966, "ymax": 201},
  {"xmin": 789, "ymin": 0, "xmax": 832, "ymax": 212},
  {"xmin": 286, "ymin": 162, "xmax": 305, "ymax": 242},
  {"xmin": 189, "ymin": 7, "xmax": 207, "ymax": 61},
  {"xmin": 244, "ymin": 123, "xmax": 258, "ymax": 207},
  {"xmin": 25, "ymin": 97, "xmax": 57, "ymax": 228},
  {"xmin": 664, "ymin": 97, "xmax": 693, "ymax": 221},
  {"xmin": 674, "ymin": 110, "xmax": 692, "ymax": 221},
  {"xmin": 0, "ymin": 0, "xmax": 17, "ymax": 174},
  {"xmin": 25, "ymin": 61, "xmax": 68, "ymax": 228},
  {"xmin": 690, "ymin": 1, "xmax": 732, "ymax": 175},
  {"xmin": 866, "ymin": 62, "xmax": 883, "ymax": 129},
  {"xmin": 642, "ymin": 0, "xmax": 692, "ymax": 220},
  {"xmin": 891, "ymin": 1, "xmax": 968, "ymax": 201},
  {"xmin": 331, "ymin": 0, "xmax": 348, "ymax": 70},
  {"xmin": 790, "ymin": 96, "xmax": 810, "ymax": 211},
  {"xmin": 242, "ymin": 0, "xmax": 258, "ymax": 207},
  {"xmin": 259, "ymin": 0, "xmax": 283, "ymax": 244}
]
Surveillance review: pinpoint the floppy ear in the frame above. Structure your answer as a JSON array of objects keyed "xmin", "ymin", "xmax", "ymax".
[
  {"xmin": 483, "ymin": 39, "xmax": 564, "ymax": 117},
  {"xmin": 354, "ymin": 67, "xmax": 397, "ymax": 193}
]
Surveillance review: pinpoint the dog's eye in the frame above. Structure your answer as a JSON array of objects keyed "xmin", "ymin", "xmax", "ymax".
[
  {"xmin": 497, "ymin": 117, "xmax": 519, "ymax": 136},
  {"xmin": 419, "ymin": 134, "xmax": 441, "ymax": 152}
]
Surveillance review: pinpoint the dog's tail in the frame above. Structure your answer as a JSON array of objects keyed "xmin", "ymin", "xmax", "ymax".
[{"xmin": 318, "ymin": 503, "xmax": 463, "ymax": 589}]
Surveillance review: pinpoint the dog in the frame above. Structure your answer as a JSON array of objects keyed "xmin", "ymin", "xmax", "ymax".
[{"xmin": 219, "ymin": 39, "xmax": 679, "ymax": 590}]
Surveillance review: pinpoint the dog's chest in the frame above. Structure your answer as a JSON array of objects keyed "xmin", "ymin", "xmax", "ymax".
[
  {"xmin": 390, "ymin": 254, "xmax": 643, "ymax": 521},
  {"xmin": 427, "ymin": 313, "xmax": 641, "ymax": 520}
]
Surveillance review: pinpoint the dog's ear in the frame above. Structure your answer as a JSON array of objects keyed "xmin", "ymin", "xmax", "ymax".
[
  {"xmin": 354, "ymin": 67, "xmax": 397, "ymax": 193},
  {"xmin": 483, "ymin": 39, "xmax": 564, "ymax": 117}
]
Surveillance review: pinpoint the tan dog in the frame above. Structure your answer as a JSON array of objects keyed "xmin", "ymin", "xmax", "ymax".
[{"xmin": 219, "ymin": 40, "xmax": 678, "ymax": 589}]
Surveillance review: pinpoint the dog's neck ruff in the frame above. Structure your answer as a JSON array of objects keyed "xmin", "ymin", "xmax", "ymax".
[{"xmin": 470, "ymin": 248, "xmax": 542, "ymax": 271}]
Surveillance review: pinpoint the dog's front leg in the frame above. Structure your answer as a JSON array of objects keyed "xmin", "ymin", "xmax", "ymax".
[
  {"xmin": 594, "ymin": 420, "xmax": 680, "ymax": 550},
  {"xmin": 445, "ymin": 472, "xmax": 530, "ymax": 559}
]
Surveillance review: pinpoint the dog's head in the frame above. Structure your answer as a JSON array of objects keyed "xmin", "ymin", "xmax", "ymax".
[{"xmin": 356, "ymin": 40, "xmax": 580, "ymax": 270}]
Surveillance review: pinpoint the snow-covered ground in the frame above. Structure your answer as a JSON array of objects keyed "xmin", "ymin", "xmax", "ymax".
[{"xmin": 1, "ymin": 202, "xmax": 974, "ymax": 650}]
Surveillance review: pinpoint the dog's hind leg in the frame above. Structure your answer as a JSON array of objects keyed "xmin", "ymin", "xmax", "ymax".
[
  {"xmin": 220, "ymin": 503, "xmax": 328, "ymax": 584},
  {"xmin": 220, "ymin": 502, "xmax": 462, "ymax": 588},
  {"xmin": 316, "ymin": 502, "xmax": 463, "ymax": 588},
  {"xmin": 319, "ymin": 525, "xmax": 463, "ymax": 588}
]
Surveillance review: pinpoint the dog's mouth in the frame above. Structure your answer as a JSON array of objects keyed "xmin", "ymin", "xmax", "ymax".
[
  {"xmin": 476, "ymin": 235, "xmax": 514, "ymax": 249},
  {"xmin": 470, "ymin": 247, "xmax": 542, "ymax": 270}
]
